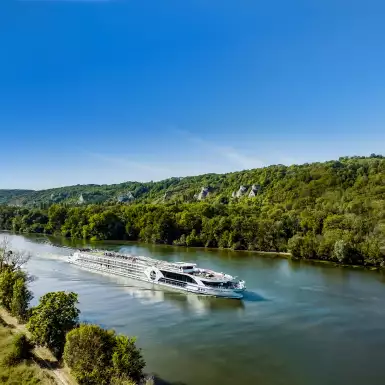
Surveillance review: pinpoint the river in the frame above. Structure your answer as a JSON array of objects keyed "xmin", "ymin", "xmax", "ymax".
[{"xmin": 2, "ymin": 232, "xmax": 385, "ymax": 385}]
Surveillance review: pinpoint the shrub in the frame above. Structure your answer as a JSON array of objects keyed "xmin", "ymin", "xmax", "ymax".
[
  {"xmin": 27, "ymin": 291, "xmax": 79, "ymax": 358},
  {"xmin": 2, "ymin": 333, "xmax": 33, "ymax": 367},
  {"xmin": 64, "ymin": 324, "xmax": 145, "ymax": 385}
]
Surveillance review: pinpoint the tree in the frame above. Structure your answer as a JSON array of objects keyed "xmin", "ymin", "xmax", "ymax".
[
  {"xmin": 47, "ymin": 204, "xmax": 68, "ymax": 233},
  {"xmin": 11, "ymin": 276, "xmax": 33, "ymax": 322},
  {"xmin": 332, "ymin": 240, "xmax": 358, "ymax": 264},
  {"xmin": 0, "ymin": 237, "xmax": 30, "ymax": 272},
  {"xmin": 0, "ymin": 239, "xmax": 33, "ymax": 320},
  {"xmin": 0, "ymin": 269, "xmax": 16, "ymax": 310},
  {"xmin": 112, "ymin": 335, "xmax": 145, "ymax": 383},
  {"xmin": 64, "ymin": 324, "xmax": 115, "ymax": 385},
  {"xmin": 86, "ymin": 211, "xmax": 125, "ymax": 240},
  {"xmin": 288, "ymin": 234, "xmax": 305, "ymax": 259},
  {"xmin": 27, "ymin": 291, "xmax": 80, "ymax": 358},
  {"xmin": 64, "ymin": 324, "xmax": 145, "ymax": 385},
  {"xmin": 110, "ymin": 375, "xmax": 136, "ymax": 385}
]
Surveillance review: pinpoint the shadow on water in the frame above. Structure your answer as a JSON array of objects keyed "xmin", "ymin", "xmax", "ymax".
[{"xmin": 151, "ymin": 374, "xmax": 187, "ymax": 385}]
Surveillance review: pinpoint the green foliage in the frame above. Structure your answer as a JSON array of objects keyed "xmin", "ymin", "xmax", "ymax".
[
  {"xmin": 11, "ymin": 278, "xmax": 34, "ymax": 322},
  {"xmin": 64, "ymin": 324, "xmax": 144, "ymax": 385},
  {"xmin": 0, "ymin": 190, "xmax": 34, "ymax": 205},
  {"xmin": 0, "ymin": 269, "xmax": 16, "ymax": 310},
  {"xmin": 0, "ymin": 322, "xmax": 55, "ymax": 384},
  {"xmin": 64, "ymin": 324, "xmax": 115, "ymax": 385},
  {"xmin": 3, "ymin": 333, "xmax": 34, "ymax": 367},
  {"xmin": 27, "ymin": 292, "xmax": 80, "ymax": 359},
  {"xmin": 110, "ymin": 375, "xmax": 136, "ymax": 385},
  {"xmin": 2, "ymin": 156, "xmax": 385, "ymax": 266},
  {"xmin": 112, "ymin": 335, "xmax": 145, "ymax": 383},
  {"xmin": 0, "ymin": 269, "xmax": 33, "ymax": 322}
]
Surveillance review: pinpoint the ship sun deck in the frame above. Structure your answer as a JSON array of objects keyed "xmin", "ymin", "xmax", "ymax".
[{"xmin": 82, "ymin": 250, "xmax": 204, "ymax": 274}]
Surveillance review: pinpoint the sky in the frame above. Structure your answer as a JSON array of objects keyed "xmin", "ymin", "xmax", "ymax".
[{"xmin": 1, "ymin": 1, "xmax": 385, "ymax": 189}]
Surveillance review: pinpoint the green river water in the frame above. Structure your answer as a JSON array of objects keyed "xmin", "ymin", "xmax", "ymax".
[{"xmin": 2, "ymin": 232, "xmax": 385, "ymax": 385}]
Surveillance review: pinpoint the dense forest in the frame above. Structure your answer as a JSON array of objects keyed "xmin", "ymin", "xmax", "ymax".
[{"xmin": 1, "ymin": 156, "xmax": 385, "ymax": 267}]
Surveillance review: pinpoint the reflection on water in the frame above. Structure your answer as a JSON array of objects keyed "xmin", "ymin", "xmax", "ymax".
[{"xmin": 2, "ymin": 232, "xmax": 385, "ymax": 385}]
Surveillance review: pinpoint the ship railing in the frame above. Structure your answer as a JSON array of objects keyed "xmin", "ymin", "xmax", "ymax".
[
  {"xmin": 158, "ymin": 278, "xmax": 187, "ymax": 288},
  {"xmin": 80, "ymin": 252, "xmax": 197, "ymax": 273}
]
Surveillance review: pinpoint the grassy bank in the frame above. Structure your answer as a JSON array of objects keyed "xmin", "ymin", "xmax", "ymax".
[
  {"xmin": 0, "ymin": 309, "xmax": 76, "ymax": 385},
  {"xmin": 0, "ymin": 315, "xmax": 56, "ymax": 385}
]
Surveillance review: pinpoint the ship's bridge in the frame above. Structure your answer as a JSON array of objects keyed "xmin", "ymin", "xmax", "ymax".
[{"xmin": 172, "ymin": 262, "xmax": 197, "ymax": 273}]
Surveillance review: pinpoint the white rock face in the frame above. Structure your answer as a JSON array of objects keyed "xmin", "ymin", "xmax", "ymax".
[
  {"xmin": 78, "ymin": 194, "xmax": 85, "ymax": 204},
  {"xmin": 248, "ymin": 184, "xmax": 260, "ymax": 197},
  {"xmin": 197, "ymin": 187, "xmax": 210, "ymax": 200},
  {"xmin": 117, "ymin": 191, "xmax": 134, "ymax": 202},
  {"xmin": 236, "ymin": 185, "xmax": 248, "ymax": 198}
]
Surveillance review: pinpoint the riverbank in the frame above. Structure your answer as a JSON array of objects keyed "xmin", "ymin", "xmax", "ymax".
[
  {"xmin": 5, "ymin": 229, "xmax": 385, "ymax": 272},
  {"xmin": 27, "ymin": 231, "xmax": 385, "ymax": 272},
  {"xmin": 2, "ymin": 177, "xmax": 385, "ymax": 269},
  {"xmin": 0, "ymin": 308, "xmax": 75, "ymax": 385}
]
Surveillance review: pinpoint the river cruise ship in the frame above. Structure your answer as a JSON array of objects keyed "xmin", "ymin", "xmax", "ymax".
[{"xmin": 68, "ymin": 249, "xmax": 246, "ymax": 299}]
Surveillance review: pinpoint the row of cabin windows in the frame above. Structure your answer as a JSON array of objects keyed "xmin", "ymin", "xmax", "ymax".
[
  {"xmin": 158, "ymin": 278, "xmax": 187, "ymax": 287},
  {"xmin": 160, "ymin": 270, "xmax": 197, "ymax": 284}
]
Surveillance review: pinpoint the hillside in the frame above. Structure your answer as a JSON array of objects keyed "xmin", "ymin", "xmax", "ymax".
[
  {"xmin": 1, "ymin": 155, "xmax": 385, "ymax": 267},
  {"xmin": 2, "ymin": 155, "xmax": 385, "ymax": 208},
  {"xmin": 0, "ymin": 190, "xmax": 34, "ymax": 205}
]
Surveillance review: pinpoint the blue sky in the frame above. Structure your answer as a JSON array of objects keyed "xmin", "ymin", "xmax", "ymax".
[{"xmin": 1, "ymin": 1, "xmax": 385, "ymax": 189}]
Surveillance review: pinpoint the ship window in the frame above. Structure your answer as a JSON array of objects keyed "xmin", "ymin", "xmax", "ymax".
[
  {"xmin": 203, "ymin": 281, "xmax": 233, "ymax": 288},
  {"xmin": 160, "ymin": 270, "xmax": 197, "ymax": 284}
]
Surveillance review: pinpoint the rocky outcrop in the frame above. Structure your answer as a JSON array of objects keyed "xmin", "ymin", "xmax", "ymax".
[
  {"xmin": 197, "ymin": 187, "xmax": 210, "ymax": 200},
  {"xmin": 117, "ymin": 191, "xmax": 134, "ymax": 203},
  {"xmin": 248, "ymin": 184, "xmax": 260, "ymax": 197},
  {"xmin": 78, "ymin": 194, "xmax": 85, "ymax": 204},
  {"xmin": 163, "ymin": 191, "xmax": 172, "ymax": 200},
  {"xmin": 236, "ymin": 185, "xmax": 248, "ymax": 198}
]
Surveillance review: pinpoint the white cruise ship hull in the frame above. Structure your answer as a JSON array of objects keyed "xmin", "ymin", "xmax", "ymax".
[{"xmin": 68, "ymin": 256, "xmax": 244, "ymax": 299}]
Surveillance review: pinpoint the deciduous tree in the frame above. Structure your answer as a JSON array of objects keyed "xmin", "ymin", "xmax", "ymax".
[{"xmin": 27, "ymin": 291, "xmax": 79, "ymax": 358}]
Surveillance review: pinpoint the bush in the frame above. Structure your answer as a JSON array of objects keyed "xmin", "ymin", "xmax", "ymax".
[
  {"xmin": 11, "ymin": 277, "xmax": 33, "ymax": 322},
  {"xmin": 27, "ymin": 291, "xmax": 79, "ymax": 358},
  {"xmin": 110, "ymin": 375, "xmax": 136, "ymax": 385},
  {"xmin": 0, "ymin": 269, "xmax": 32, "ymax": 322},
  {"xmin": 112, "ymin": 335, "xmax": 145, "ymax": 383},
  {"xmin": 64, "ymin": 324, "xmax": 115, "ymax": 385},
  {"xmin": 64, "ymin": 324, "xmax": 145, "ymax": 385}
]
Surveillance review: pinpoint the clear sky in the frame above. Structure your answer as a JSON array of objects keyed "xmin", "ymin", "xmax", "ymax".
[{"xmin": 1, "ymin": 1, "xmax": 385, "ymax": 189}]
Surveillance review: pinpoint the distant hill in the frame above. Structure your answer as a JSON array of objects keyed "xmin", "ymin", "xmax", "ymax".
[
  {"xmin": 0, "ymin": 189, "xmax": 34, "ymax": 205},
  {"xmin": 1, "ymin": 155, "xmax": 385, "ymax": 208}
]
